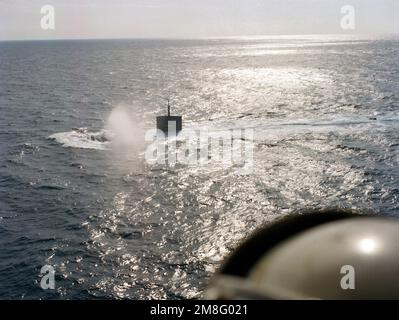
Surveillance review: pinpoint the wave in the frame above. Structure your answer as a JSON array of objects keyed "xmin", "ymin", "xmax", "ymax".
[
  {"xmin": 49, "ymin": 128, "xmax": 114, "ymax": 150},
  {"xmin": 191, "ymin": 114, "xmax": 399, "ymax": 132}
]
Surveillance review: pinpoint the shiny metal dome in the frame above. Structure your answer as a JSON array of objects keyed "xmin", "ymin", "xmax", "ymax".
[{"xmin": 206, "ymin": 211, "xmax": 399, "ymax": 300}]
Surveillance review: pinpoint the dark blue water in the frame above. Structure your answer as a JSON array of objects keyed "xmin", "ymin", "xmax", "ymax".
[{"xmin": 0, "ymin": 36, "xmax": 399, "ymax": 299}]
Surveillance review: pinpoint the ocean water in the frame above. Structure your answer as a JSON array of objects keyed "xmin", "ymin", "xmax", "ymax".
[{"xmin": 0, "ymin": 35, "xmax": 399, "ymax": 299}]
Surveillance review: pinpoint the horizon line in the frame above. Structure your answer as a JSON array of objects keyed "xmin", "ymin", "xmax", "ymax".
[{"xmin": 1, "ymin": 32, "xmax": 398, "ymax": 43}]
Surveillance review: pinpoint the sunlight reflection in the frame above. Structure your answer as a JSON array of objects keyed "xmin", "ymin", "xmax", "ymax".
[{"xmin": 358, "ymin": 238, "xmax": 378, "ymax": 254}]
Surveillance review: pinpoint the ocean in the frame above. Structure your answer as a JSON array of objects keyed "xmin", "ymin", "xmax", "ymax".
[{"xmin": 0, "ymin": 35, "xmax": 399, "ymax": 299}]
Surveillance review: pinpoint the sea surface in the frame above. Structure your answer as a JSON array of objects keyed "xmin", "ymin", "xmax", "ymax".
[{"xmin": 0, "ymin": 35, "xmax": 399, "ymax": 299}]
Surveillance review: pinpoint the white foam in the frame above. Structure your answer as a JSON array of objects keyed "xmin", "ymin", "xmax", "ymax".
[{"xmin": 49, "ymin": 128, "xmax": 113, "ymax": 150}]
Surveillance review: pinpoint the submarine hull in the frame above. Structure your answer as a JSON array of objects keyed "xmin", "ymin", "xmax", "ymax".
[{"xmin": 156, "ymin": 116, "xmax": 182, "ymax": 136}]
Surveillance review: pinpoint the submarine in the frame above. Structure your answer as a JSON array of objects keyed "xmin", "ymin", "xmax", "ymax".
[{"xmin": 156, "ymin": 99, "xmax": 182, "ymax": 136}]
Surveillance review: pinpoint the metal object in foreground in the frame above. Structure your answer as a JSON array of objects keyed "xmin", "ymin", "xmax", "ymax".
[{"xmin": 205, "ymin": 210, "xmax": 399, "ymax": 299}]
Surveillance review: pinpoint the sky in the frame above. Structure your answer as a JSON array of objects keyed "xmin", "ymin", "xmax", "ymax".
[{"xmin": 0, "ymin": 0, "xmax": 398, "ymax": 40}]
